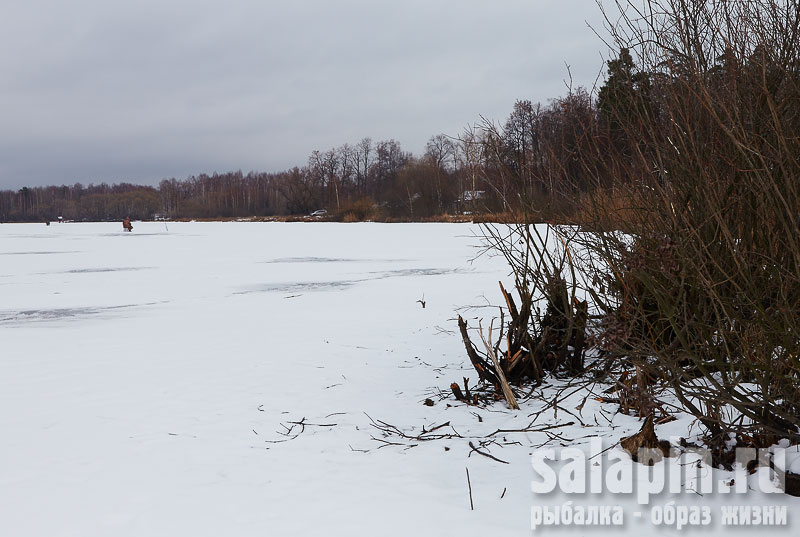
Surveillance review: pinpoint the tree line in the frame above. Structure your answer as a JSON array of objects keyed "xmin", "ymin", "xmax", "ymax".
[{"xmin": 0, "ymin": 134, "xmax": 498, "ymax": 222}]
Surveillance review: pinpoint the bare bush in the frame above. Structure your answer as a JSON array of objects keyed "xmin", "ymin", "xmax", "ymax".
[
  {"xmin": 468, "ymin": 0, "xmax": 800, "ymax": 450},
  {"xmin": 587, "ymin": 0, "xmax": 800, "ymax": 447}
]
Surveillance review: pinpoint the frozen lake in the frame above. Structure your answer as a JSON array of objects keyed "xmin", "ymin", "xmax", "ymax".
[
  {"xmin": 3, "ymin": 222, "xmax": 796, "ymax": 536},
  {"xmin": 0, "ymin": 222, "xmax": 522, "ymax": 536}
]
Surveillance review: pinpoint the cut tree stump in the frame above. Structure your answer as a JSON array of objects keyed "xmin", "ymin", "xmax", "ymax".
[
  {"xmin": 458, "ymin": 316, "xmax": 499, "ymax": 385},
  {"xmin": 620, "ymin": 415, "xmax": 671, "ymax": 464},
  {"xmin": 450, "ymin": 383, "xmax": 466, "ymax": 402},
  {"xmin": 784, "ymin": 472, "xmax": 800, "ymax": 497},
  {"xmin": 478, "ymin": 321, "xmax": 520, "ymax": 410}
]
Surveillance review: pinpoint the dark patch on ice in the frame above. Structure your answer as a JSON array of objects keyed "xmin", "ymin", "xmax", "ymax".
[
  {"xmin": 0, "ymin": 251, "xmax": 80, "ymax": 256},
  {"xmin": 262, "ymin": 257, "xmax": 409, "ymax": 264},
  {"xmin": 63, "ymin": 267, "xmax": 153, "ymax": 274},
  {"xmin": 376, "ymin": 268, "xmax": 464, "ymax": 277},
  {"xmin": 1, "ymin": 307, "xmax": 106, "ymax": 323},
  {"xmin": 234, "ymin": 267, "xmax": 470, "ymax": 296},
  {"xmin": 234, "ymin": 280, "xmax": 362, "ymax": 295},
  {"xmin": 0, "ymin": 234, "xmax": 63, "ymax": 240},
  {"xmin": 0, "ymin": 302, "xmax": 164, "ymax": 326},
  {"xmin": 263, "ymin": 257, "xmax": 358, "ymax": 264}
]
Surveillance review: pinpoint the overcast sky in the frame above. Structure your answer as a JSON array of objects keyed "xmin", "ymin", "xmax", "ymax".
[{"xmin": 0, "ymin": 0, "xmax": 611, "ymax": 189}]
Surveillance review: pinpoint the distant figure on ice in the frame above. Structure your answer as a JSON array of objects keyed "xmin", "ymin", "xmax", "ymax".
[{"xmin": 123, "ymin": 217, "xmax": 133, "ymax": 232}]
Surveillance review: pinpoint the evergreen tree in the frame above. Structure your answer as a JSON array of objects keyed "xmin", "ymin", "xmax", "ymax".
[{"xmin": 597, "ymin": 48, "xmax": 653, "ymax": 134}]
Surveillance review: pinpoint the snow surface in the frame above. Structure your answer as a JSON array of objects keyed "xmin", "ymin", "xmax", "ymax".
[{"xmin": 1, "ymin": 222, "xmax": 797, "ymax": 536}]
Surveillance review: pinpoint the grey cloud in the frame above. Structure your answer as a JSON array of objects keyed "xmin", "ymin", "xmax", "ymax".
[{"xmin": 0, "ymin": 0, "xmax": 611, "ymax": 189}]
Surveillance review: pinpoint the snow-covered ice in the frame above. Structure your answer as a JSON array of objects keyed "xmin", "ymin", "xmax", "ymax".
[{"xmin": 1, "ymin": 222, "xmax": 797, "ymax": 536}]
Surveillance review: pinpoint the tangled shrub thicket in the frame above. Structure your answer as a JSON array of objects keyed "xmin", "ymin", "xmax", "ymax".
[
  {"xmin": 592, "ymin": 0, "xmax": 800, "ymax": 449},
  {"xmin": 467, "ymin": 0, "xmax": 800, "ymax": 452}
]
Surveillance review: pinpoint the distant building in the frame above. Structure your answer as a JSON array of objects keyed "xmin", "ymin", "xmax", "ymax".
[{"xmin": 460, "ymin": 190, "xmax": 486, "ymax": 203}]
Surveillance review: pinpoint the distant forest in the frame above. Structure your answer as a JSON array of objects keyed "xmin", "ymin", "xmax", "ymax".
[
  {"xmin": 1, "ymin": 42, "xmax": 772, "ymax": 223},
  {"xmin": 1, "ymin": 135, "xmax": 496, "ymax": 222},
  {"xmin": 0, "ymin": 95, "xmax": 592, "ymax": 222}
]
